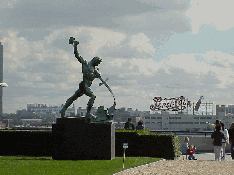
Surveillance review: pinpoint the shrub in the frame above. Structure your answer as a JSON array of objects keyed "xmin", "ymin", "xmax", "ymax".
[{"xmin": 115, "ymin": 130, "xmax": 180, "ymax": 159}]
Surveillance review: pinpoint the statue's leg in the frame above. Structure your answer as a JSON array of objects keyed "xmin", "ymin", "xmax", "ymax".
[
  {"xmin": 60, "ymin": 89, "xmax": 84, "ymax": 117},
  {"xmin": 85, "ymin": 87, "xmax": 96, "ymax": 118}
]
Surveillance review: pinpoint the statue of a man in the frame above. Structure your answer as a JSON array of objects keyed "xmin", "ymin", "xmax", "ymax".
[{"xmin": 60, "ymin": 37, "xmax": 102, "ymax": 119}]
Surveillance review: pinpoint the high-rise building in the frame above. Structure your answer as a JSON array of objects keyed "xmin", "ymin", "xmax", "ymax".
[{"xmin": 0, "ymin": 42, "xmax": 3, "ymax": 116}]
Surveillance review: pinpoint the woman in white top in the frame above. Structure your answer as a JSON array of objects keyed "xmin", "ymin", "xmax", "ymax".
[
  {"xmin": 181, "ymin": 137, "xmax": 189, "ymax": 155},
  {"xmin": 221, "ymin": 122, "xmax": 229, "ymax": 160}
]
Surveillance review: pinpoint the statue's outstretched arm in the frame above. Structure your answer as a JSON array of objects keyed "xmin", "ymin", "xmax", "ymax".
[{"xmin": 96, "ymin": 71, "xmax": 115, "ymax": 101}]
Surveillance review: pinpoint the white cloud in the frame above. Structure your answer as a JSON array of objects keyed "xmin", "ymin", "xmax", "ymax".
[
  {"xmin": 185, "ymin": 0, "xmax": 234, "ymax": 33},
  {"xmin": 167, "ymin": 53, "xmax": 207, "ymax": 74},
  {"xmin": 32, "ymin": 41, "xmax": 44, "ymax": 51},
  {"xmin": 129, "ymin": 33, "xmax": 155, "ymax": 55},
  {"xmin": 166, "ymin": 51, "xmax": 234, "ymax": 89},
  {"xmin": 109, "ymin": 58, "xmax": 127, "ymax": 68},
  {"xmin": 0, "ymin": 0, "xmax": 20, "ymax": 9},
  {"xmin": 59, "ymin": 82, "xmax": 71, "ymax": 90},
  {"xmin": 113, "ymin": 9, "xmax": 190, "ymax": 34},
  {"xmin": 108, "ymin": 57, "xmax": 166, "ymax": 79},
  {"xmin": 129, "ymin": 58, "xmax": 167, "ymax": 76},
  {"xmin": 97, "ymin": 32, "xmax": 155, "ymax": 59},
  {"xmin": 33, "ymin": 74, "xmax": 43, "ymax": 82},
  {"xmin": 202, "ymin": 50, "xmax": 234, "ymax": 66},
  {"xmin": 88, "ymin": 27, "xmax": 126, "ymax": 56}
]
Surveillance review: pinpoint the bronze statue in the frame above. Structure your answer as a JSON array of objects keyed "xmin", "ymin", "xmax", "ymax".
[{"xmin": 60, "ymin": 37, "xmax": 115, "ymax": 121}]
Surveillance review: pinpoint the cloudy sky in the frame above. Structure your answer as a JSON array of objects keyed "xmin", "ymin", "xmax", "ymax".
[{"xmin": 0, "ymin": 0, "xmax": 234, "ymax": 114}]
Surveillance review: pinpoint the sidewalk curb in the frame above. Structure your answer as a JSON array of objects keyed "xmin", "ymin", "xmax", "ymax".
[{"xmin": 112, "ymin": 158, "xmax": 166, "ymax": 175}]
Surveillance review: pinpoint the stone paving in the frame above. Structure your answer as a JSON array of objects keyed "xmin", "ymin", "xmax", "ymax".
[
  {"xmin": 182, "ymin": 152, "xmax": 233, "ymax": 161},
  {"xmin": 114, "ymin": 153, "xmax": 234, "ymax": 175}
]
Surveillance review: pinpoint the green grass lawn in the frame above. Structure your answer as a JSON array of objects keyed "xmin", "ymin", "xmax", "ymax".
[{"xmin": 0, "ymin": 156, "xmax": 162, "ymax": 175}]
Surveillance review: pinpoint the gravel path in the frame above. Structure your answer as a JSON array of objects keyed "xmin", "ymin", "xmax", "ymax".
[{"xmin": 114, "ymin": 159, "xmax": 234, "ymax": 175}]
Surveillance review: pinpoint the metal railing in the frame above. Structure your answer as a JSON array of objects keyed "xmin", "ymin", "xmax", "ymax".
[{"xmin": 150, "ymin": 130, "xmax": 213, "ymax": 137}]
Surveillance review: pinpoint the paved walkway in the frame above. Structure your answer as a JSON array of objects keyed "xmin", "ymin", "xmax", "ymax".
[
  {"xmin": 181, "ymin": 152, "xmax": 233, "ymax": 161},
  {"xmin": 115, "ymin": 153, "xmax": 234, "ymax": 174}
]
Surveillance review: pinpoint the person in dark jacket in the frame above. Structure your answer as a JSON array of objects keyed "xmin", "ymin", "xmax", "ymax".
[
  {"xmin": 206, "ymin": 119, "xmax": 221, "ymax": 130},
  {"xmin": 228, "ymin": 122, "xmax": 234, "ymax": 159},
  {"xmin": 136, "ymin": 120, "xmax": 145, "ymax": 130},
  {"xmin": 211, "ymin": 124, "xmax": 226, "ymax": 161},
  {"xmin": 124, "ymin": 118, "xmax": 135, "ymax": 130}
]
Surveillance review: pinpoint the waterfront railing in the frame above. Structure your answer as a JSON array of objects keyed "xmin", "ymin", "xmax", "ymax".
[{"xmin": 151, "ymin": 130, "xmax": 213, "ymax": 137}]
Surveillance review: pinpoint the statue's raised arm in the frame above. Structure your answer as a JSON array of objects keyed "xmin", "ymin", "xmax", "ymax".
[{"xmin": 69, "ymin": 37, "xmax": 86, "ymax": 64}]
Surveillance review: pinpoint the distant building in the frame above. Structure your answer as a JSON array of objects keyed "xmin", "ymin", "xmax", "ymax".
[
  {"xmin": 216, "ymin": 105, "xmax": 226, "ymax": 116},
  {"xmin": 74, "ymin": 106, "xmax": 144, "ymax": 128},
  {"xmin": 142, "ymin": 105, "xmax": 234, "ymax": 131},
  {"xmin": 215, "ymin": 104, "xmax": 234, "ymax": 116},
  {"xmin": 77, "ymin": 107, "xmax": 97, "ymax": 117},
  {"xmin": 0, "ymin": 119, "xmax": 9, "ymax": 129},
  {"xmin": 112, "ymin": 107, "xmax": 143, "ymax": 129},
  {"xmin": 0, "ymin": 42, "xmax": 3, "ymax": 116},
  {"xmin": 27, "ymin": 103, "xmax": 75, "ymax": 117},
  {"xmin": 20, "ymin": 119, "xmax": 42, "ymax": 127},
  {"xmin": 224, "ymin": 105, "xmax": 234, "ymax": 115}
]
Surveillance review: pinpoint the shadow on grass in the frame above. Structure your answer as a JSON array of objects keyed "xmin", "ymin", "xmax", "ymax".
[{"xmin": 0, "ymin": 156, "xmax": 52, "ymax": 161}]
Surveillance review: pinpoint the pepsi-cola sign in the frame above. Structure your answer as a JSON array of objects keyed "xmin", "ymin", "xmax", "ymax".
[{"xmin": 150, "ymin": 96, "xmax": 191, "ymax": 111}]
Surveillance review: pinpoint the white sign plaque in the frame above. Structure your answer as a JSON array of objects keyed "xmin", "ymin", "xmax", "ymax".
[{"xmin": 123, "ymin": 142, "xmax": 128, "ymax": 149}]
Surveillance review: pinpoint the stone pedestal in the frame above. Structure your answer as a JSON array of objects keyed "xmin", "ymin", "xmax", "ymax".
[{"xmin": 52, "ymin": 117, "xmax": 115, "ymax": 160}]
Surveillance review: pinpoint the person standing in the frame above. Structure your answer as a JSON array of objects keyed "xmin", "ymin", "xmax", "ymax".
[
  {"xmin": 181, "ymin": 137, "xmax": 189, "ymax": 159},
  {"xmin": 181, "ymin": 137, "xmax": 189, "ymax": 155},
  {"xmin": 206, "ymin": 120, "xmax": 221, "ymax": 130},
  {"xmin": 220, "ymin": 122, "xmax": 229, "ymax": 160},
  {"xmin": 124, "ymin": 118, "xmax": 135, "ymax": 130},
  {"xmin": 211, "ymin": 124, "xmax": 226, "ymax": 161},
  {"xmin": 228, "ymin": 122, "xmax": 234, "ymax": 160}
]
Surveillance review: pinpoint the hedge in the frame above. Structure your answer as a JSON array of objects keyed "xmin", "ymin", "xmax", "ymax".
[
  {"xmin": 0, "ymin": 130, "xmax": 180, "ymax": 159},
  {"xmin": 115, "ymin": 130, "xmax": 181, "ymax": 159},
  {"xmin": 0, "ymin": 130, "xmax": 53, "ymax": 156}
]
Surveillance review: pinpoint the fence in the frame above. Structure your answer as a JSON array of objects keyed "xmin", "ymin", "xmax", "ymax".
[{"xmin": 151, "ymin": 130, "xmax": 213, "ymax": 137}]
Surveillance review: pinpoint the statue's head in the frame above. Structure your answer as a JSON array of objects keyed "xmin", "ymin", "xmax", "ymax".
[{"xmin": 91, "ymin": 57, "xmax": 102, "ymax": 66}]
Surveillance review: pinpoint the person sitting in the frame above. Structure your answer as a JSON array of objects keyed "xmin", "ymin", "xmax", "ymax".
[
  {"xmin": 136, "ymin": 120, "xmax": 145, "ymax": 130},
  {"xmin": 124, "ymin": 118, "xmax": 135, "ymax": 130},
  {"xmin": 187, "ymin": 145, "xmax": 197, "ymax": 160}
]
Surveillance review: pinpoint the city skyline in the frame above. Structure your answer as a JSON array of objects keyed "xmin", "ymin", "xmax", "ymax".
[
  {"xmin": 6, "ymin": 101, "xmax": 224, "ymax": 116},
  {"xmin": 0, "ymin": 0, "xmax": 234, "ymax": 114}
]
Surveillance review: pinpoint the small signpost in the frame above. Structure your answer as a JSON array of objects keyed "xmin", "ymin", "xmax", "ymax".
[{"xmin": 123, "ymin": 142, "xmax": 128, "ymax": 168}]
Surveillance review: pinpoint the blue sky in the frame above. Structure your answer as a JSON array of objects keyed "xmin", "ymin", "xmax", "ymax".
[
  {"xmin": 152, "ymin": 24, "xmax": 234, "ymax": 62},
  {"xmin": 0, "ymin": 0, "xmax": 234, "ymax": 114}
]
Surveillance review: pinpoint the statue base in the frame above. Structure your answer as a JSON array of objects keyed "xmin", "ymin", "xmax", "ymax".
[{"xmin": 52, "ymin": 117, "xmax": 115, "ymax": 160}]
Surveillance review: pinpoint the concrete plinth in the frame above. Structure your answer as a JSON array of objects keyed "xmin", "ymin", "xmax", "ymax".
[{"xmin": 52, "ymin": 117, "xmax": 115, "ymax": 160}]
